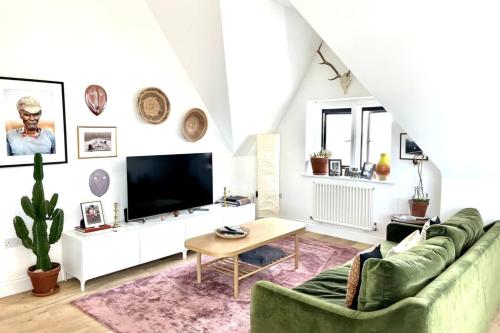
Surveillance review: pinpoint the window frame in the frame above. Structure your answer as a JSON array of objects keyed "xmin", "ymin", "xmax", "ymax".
[
  {"xmin": 360, "ymin": 106, "xmax": 387, "ymax": 168},
  {"xmin": 321, "ymin": 108, "xmax": 352, "ymax": 167}
]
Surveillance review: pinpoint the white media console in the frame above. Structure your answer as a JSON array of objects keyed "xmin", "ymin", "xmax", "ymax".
[{"xmin": 62, "ymin": 204, "xmax": 255, "ymax": 291}]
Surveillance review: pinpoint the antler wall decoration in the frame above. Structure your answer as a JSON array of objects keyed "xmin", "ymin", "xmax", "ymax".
[{"xmin": 316, "ymin": 41, "xmax": 352, "ymax": 94}]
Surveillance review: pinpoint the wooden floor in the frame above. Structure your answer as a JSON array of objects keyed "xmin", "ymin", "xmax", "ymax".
[{"xmin": 0, "ymin": 232, "xmax": 498, "ymax": 333}]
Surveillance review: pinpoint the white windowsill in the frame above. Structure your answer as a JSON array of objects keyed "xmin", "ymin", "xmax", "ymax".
[{"xmin": 302, "ymin": 174, "xmax": 395, "ymax": 185}]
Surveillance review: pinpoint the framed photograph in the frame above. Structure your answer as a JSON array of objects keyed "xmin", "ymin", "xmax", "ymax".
[
  {"xmin": 77, "ymin": 126, "xmax": 117, "ymax": 159},
  {"xmin": 361, "ymin": 162, "xmax": 376, "ymax": 179},
  {"xmin": 400, "ymin": 133, "xmax": 428, "ymax": 160},
  {"xmin": 328, "ymin": 159, "xmax": 342, "ymax": 176},
  {"xmin": 81, "ymin": 201, "xmax": 105, "ymax": 228},
  {"xmin": 0, "ymin": 76, "xmax": 67, "ymax": 168}
]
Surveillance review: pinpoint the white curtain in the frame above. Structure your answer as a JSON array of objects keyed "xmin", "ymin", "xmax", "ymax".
[{"xmin": 257, "ymin": 134, "xmax": 280, "ymax": 217}]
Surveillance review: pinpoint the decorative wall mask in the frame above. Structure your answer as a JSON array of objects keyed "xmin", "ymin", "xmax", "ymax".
[
  {"xmin": 85, "ymin": 85, "xmax": 107, "ymax": 116},
  {"xmin": 137, "ymin": 88, "xmax": 170, "ymax": 124},
  {"xmin": 316, "ymin": 41, "xmax": 352, "ymax": 94},
  {"xmin": 182, "ymin": 108, "xmax": 208, "ymax": 142},
  {"xmin": 89, "ymin": 169, "xmax": 110, "ymax": 197}
]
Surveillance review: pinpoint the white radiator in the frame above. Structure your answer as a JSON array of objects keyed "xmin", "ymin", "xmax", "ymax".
[{"xmin": 312, "ymin": 182, "xmax": 375, "ymax": 231}]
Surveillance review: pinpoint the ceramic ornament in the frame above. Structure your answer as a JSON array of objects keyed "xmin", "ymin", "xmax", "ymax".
[
  {"xmin": 85, "ymin": 84, "xmax": 107, "ymax": 116},
  {"xmin": 89, "ymin": 169, "xmax": 110, "ymax": 197}
]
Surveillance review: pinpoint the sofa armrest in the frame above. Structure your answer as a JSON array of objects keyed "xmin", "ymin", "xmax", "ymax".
[
  {"xmin": 386, "ymin": 222, "xmax": 424, "ymax": 242},
  {"xmin": 251, "ymin": 281, "xmax": 428, "ymax": 333}
]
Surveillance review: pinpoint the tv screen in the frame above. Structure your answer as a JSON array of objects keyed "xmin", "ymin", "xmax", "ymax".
[{"xmin": 126, "ymin": 153, "xmax": 213, "ymax": 220}]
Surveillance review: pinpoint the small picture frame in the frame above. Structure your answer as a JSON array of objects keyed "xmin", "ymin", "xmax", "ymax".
[
  {"xmin": 361, "ymin": 162, "xmax": 376, "ymax": 179},
  {"xmin": 400, "ymin": 133, "xmax": 428, "ymax": 160},
  {"xmin": 328, "ymin": 159, "xmax": 342, "ymax": 176},
  {"xmin": 77, "ymin": 126, "xmax": 117, "ymax": 159},
  {"xmin": 81, "ymin": 201, "xmax": 105, "ymax": 228}
]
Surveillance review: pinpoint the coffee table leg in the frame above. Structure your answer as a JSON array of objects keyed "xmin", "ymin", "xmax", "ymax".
[
  {"xmin": 295, "ymin": 234, "xmax": 299, "ymax": 269},
  {"xmin": 234, "ymin": 255, "xmax": 239, "ymax": 298},
  {"xmin": 197, "ymin": 252, "xmax": 202, "ymax": 283}
]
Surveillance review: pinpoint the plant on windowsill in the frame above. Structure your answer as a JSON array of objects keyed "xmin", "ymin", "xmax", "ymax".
[
  {"xmin": 408, "ymin": 154, "xmax": 430, "ymax": 217},
  {"xmin": 12, "ymin": 153, "xmax": 64, "ymax": 296},
  {"xmin": 310, "ymin": 149, "xmax": 332, "ymax": 175}
]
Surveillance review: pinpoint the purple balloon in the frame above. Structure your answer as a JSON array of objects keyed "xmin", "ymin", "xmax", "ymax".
[{"xmin": 89, "ymin": 169, "xmax": 110, "ymax": 197}]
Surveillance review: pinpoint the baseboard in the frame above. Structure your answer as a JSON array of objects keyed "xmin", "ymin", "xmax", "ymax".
[
  {"xmin": 280, "ymin": 216, "xmax": 384, "ymax": 245},
  {"xmin": 0, "ymin": 268, "xmax": 66, "ymax": 298}
]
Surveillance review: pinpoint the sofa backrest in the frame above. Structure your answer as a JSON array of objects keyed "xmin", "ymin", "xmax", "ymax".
[
  {"xmin": 427, "ymin": 208, "xmax": 485, "ymax": 257},
  {"xmin": 413, "ymin": 222, "xmax": 500, "ymax": 333}
]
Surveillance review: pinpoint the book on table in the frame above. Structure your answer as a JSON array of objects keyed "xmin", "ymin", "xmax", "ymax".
[{"xmin": 75, "ymin": 224, "xmax": 112, "ymax": 234}]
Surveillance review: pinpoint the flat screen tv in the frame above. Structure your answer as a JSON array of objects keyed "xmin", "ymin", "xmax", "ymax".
[{"xmin": 126, "ymin": 153, "xmax": 213, "ymax": 221}]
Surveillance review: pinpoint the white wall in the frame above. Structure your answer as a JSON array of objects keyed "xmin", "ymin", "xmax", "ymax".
[
  {"xmin": 289, "ymin": 0, "xmax": 500, "ymax": 223},
  {"xmin": 0, "ymin": 0, "xmax": 239, "ymax": 297},
  {"xmin": 146, "ymin": 0, "xmax": 234, "ymax": 151},
  {"xmin": 278, "ymin": 44, "xmax": 441, "ymax": 244},
  {"xmin": 220, "ymin": 0, "xmax": 319, "ymax": 153}
]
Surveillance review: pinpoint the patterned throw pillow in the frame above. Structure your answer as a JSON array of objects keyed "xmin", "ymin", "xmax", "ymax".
[
  {"xmin": 422, "ymin": 216, "xmax": 441, "ymax": 240},
  {"xmin": 386, "ymin": 230, "xmax": 421, "ymax": 257},
  {"xmin": 345, "ymin": 244, "xmax": 382, "ymax": 309},
  {"xmin": 421, "ymin": 221, "xmax": 431, "ymax": 241}
]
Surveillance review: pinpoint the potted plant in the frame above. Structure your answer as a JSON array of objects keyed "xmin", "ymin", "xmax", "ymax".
[
  {"xmin": 13, "ymin": 153, "xmax": 64, "ymax": 296},
  {"xmin": 409, "ymin": 155, "xmax": 429, "ymax": 217},
  {"xmin": 310, "ymin": 149, "xmax": 332, "ymax": 175}
]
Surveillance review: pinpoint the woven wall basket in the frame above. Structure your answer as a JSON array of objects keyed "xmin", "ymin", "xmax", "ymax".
[{"xmin": 182, "ymin": 108, "xmax": 208, "ymax": 142}]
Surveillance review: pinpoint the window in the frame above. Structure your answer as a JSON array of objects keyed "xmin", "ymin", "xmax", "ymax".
[
  {"xmin": 311, "ymin": 99, "xmax": 392, "ymax": 172},
  {"xmin": 361, "ymin": 107, "xmax": 392, "ymax": 166},
  {"xmin": 321, "ymin": 108, "xmax": 352, "ymax": 167}
]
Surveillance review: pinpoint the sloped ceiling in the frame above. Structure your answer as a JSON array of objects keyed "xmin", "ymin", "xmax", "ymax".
[
  {"xmin": 288, "ymin": 0, "xmax": 500, "ymax": 180},
  {"xmin": 146, "ymin": 0, "xmax": 233, "ymax": 150},
  {"xmin": 146, "ymin": 0, "xmax": 318, "ymax": 154}
]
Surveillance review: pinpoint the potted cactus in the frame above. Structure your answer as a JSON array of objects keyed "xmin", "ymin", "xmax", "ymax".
[
  {"xmin": 310, "ymin": 149, "xmax": 332, "ymax": 175},
  {"xmin": 13, "ymin": 153, "xmax": 64, "ymax": 296}
]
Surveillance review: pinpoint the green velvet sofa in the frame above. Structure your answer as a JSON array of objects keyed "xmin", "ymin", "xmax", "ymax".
[{"xmin": 251, "ymin": 209, "xmax": 500, "ymax": 333}]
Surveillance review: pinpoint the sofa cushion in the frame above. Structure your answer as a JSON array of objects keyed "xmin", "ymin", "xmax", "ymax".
[
  {"xmin": 357, "ymin": 236, "xmax": 455, "ymax": 311},
  {"xmin": 427, "ymin": 208, "xmax": 484, "ymax": 256},
  {"xmin": 293, "ymin": 265, "xmax": 350, "ymax": 306},
  {"xmin": 380, "ymin": 240, "xmax": 397, "ymax": 257},
  {"xmin": 345, "ymin": 245, "xmax": 382, "ymax": 309},
  {"xmin": 386, "ymin": 230, "xmax": 422, "ymax": 256}
]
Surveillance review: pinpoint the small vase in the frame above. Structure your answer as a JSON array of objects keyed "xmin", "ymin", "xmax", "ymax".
[{"xmin": 375, "ymin": 153, "xmax": 391, "ymax": 181}]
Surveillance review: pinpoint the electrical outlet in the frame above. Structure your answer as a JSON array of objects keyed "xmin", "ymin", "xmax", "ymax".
[{"xmin": 4, "ymin": 237, "xmax": 22, "ymax": 249}]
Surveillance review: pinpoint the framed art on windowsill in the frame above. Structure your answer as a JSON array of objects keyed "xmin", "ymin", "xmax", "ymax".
[
  {"xmin": 361, "ymin": 162, "xmax": 376, "ymax": 179},
  {"xmin": 77, "ymin": 126, "xmax": 117, "ymax": 159},
  {"xmin": 328, "ymin": 159, "xmax": 342, "ymax": 176},
  {"xmin": 0, "ymin": 76, "xmax": 67, "ymax": 168}
]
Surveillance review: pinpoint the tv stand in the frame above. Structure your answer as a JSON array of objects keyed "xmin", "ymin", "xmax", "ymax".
[{"xmin": 62, "ymin": 204, "xmax": 255, "ymax": 291}]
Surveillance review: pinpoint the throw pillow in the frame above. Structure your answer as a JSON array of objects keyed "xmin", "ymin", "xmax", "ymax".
[
  {"xmin": 345, "ymin": 245, "xmax": 382, "ymax": 309},
  {"xmin": 421, "ymin": 221, "xmax": 431, "ymax": 241},
  {"xmin": 386, "ymin": 230, "xmax": 421, "ymax": 256},
  {"xmin": 357, "ymin": 236, "xmax": 455, "ymax": 311},
  {"xmin": 429, "ymin": 216, "xmax": 441, "ymax": 225}
]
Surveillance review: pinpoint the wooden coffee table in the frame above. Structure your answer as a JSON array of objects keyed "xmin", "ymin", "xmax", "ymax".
[{"xmin": 184, "ymin": 218, "xmax": 306, "ymax": 298}]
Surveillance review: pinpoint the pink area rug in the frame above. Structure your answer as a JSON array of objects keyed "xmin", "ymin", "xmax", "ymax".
[{"xmin": 72, "ymin": 237, "xmax": 359, "ymax": 333}]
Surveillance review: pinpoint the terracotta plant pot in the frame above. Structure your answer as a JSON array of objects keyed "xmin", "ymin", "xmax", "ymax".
[
  {"xmin": 310, "ymin": 157, "xmax": 329, "ymax": 175},
  {"xmin": 27, "ymin": 262, "xmax": 61, "ymax": 296},
  {"xmin": 409, "ymin": 199, "xmax": 429, "ymax": 217}
]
